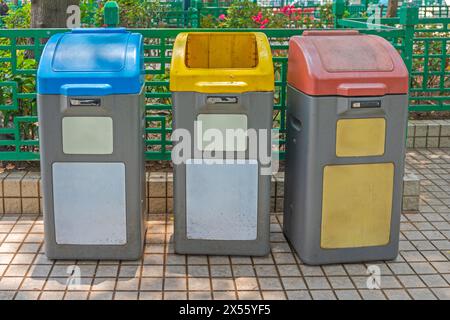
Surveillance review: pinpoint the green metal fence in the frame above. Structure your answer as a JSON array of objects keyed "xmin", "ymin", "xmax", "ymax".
[
  {"xmin": 0, "ymin": 26, "xmax": 404, "ymax": 161},
  {"xmin": 0, "ymin": 5, "xmax": 448, "ymax": 162},
  {"xmin": 335, "ymin": 3, "xmax": 450, "ymax": 112},
  {"xmin": 410, "ymin": 17, "xmax": 450, "ymax": 111},
  {"xmin": 347, "ymin": 4, "xmax": 450, "ymax": 18},
  {"xmin": 417, "ymin": 4, "xmax": 450, "ymax": 17}
]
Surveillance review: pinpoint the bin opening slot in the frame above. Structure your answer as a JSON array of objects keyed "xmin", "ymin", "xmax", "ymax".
[
  {"xmin": 185, "ymin": 34, "xmax": 258, "ymax": 69},
  {"xmin": 351, "ymin": 100, "xmax": 381, "ymax": 109},
  {"xmin": 70, "ymin": 98, "xmax": 101, "ymax": 107},
  {"xmin": 206, "ymin": 96, "xmax": 238, "ymax": 104}
]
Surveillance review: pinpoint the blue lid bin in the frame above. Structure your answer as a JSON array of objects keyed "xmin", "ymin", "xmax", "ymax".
[
  {"xmin": 38, "ymin": 28, "xmax": 144, "ymax": 96},
  {"xmin": 37, "ymin": 28, "xmax": 147, "ymax": 260}
]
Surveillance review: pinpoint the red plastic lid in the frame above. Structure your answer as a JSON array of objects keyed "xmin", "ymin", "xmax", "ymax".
[{"xmin": 287, "ymin": 30, "xmax": 409, "ymax": 96}]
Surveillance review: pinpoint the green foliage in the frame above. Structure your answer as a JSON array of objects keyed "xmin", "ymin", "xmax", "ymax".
[
  {"xmin": 319, "ymin": 3, "xmax": 337, "ymax": 23},
  {"xmin": 200, "ymin": 14, "xmax": 220, "ymax": 28},
  {"xmin": 0, "ymin": 3, "xmax": 37, "ymax": 133},
  {"xmin": 217, "ymin": 0, "xmax": 262, "ymax": 28},
  {"xmin": 202, "ymin": 0, "xmax": 335, "ymax": 29},
  {"xmin": 2, "ymin": 2, "xmax": 30, "ymax": 29},
  {"xmin": 0, "ymin": 45, "xmax": 37, "ymax": 132},
  {"xmin": 0, "ymin": 0, "xmax": 339, "ymax": 29},
  {"xmin": 411, "ymin": 24, "xmax": 449, "ymax": 93},
  {"xmin": 80, "ymin": 0, "xmax": 100, "ymax": 27},
  {"xmin": 92, "ymin": 0, "xmax": 174, "ymax": 28}
]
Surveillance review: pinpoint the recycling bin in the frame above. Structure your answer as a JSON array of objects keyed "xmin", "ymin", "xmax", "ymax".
[
  {"xmin": 283, "ymin": 30, "xmax": 409, "ymax": 265},
  {"xmin": 37, "ymin": 28, "xmax": 146, "ymax": 260},
  {"xmin": 170, "ymin": 32, "xmax": 274, "ymax": 255}
]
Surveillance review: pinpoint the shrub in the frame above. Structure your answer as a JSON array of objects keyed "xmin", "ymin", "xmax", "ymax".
[{"xmin": 2, "ymin": 2, "xmax": 31, "ymax": 28}]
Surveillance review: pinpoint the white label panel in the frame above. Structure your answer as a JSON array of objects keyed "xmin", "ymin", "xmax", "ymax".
[
  {"xmin": 196, "ymin": 114, "xmax": 247, "ymax": 152},
  {"xmin": 62, "ymin": 117, "xmax": 113, "ymax": 154},
  {"xmin": 52, "ymin": 162, "xmax": 126, "ymax": 245},
  {"xmin": 186, "ymin": 159, "xmax": 258, "ymax": 240}
]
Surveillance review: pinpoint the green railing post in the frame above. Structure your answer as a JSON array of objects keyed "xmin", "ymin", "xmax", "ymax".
[
  {"xmin": 192, "ymin": 0, "xmax": 202, "ymax": 11},
  {"xmin": 333, "ymin": 0, "xmax": 346, "ymax": 28},
  {"xmin": 188, "ymin": 7, "xmax": 199, "ymax": 28},
  {"xmin": 191, "ymin": 0, "xmax": 203, "ymax": 21},
  {"xmin": 104, "ymin": 1, "xmax": 120, "ymax": 27},
  {"xmin": 364, "ymin": 0, "xmax": 369, "ymax": 11},
  {"xmin": 399, "ymin": 4, "xmax": 419, "ymax": 75}
]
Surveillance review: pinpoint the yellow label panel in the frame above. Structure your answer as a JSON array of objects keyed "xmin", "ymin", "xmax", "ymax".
[
  {"xmin": 336, "ymin": 118, "xmax": 386, "ymax": 157},
  {"xmin": 321, "ymin": 163, "xmax": 394, "ymax": 249}
]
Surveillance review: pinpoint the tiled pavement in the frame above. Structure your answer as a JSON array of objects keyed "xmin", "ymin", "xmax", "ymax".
[{"xmin": 0, "ymin": 148, "xmax": 449, "ymax": 300}]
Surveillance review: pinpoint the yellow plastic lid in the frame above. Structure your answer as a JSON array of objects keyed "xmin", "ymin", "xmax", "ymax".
[{"xmin": 169, "ymin": 32, "xmax": 274, "ymax": 93}]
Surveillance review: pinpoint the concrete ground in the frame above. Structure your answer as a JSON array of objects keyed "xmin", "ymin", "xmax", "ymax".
[{"xmin": 0, "ymin": 148, "xmax": 449, "ymax": 300}]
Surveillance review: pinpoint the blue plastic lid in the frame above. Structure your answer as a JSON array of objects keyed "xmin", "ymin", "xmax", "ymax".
[{"xmin": 37, "ymin": 28, "xmax": 144, "ymax": 96}]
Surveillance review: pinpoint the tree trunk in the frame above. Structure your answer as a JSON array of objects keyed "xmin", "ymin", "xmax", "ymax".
[
  {"xmin": 386, "ymin": 0, "xmax": 399, "ymax": 18},
  {"xmin": 31, "ymin": 0, "xmax": 80, "ymax": 28}
]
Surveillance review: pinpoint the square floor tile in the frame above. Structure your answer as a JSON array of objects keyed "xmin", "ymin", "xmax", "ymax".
[
  {"xmin": 286, "ymin": 290, "xmax": 311, "ymax": 300},
  {"xmin": 335, "ymin": 290, "xmax": 361, "ymax": 300},
  {"xmin": 164, "ymin": 278, "xmax": 187, "ymax": 291},
  {"xmin": 258, "ymin": 277, "xmax": 283, "ymax": 291}
]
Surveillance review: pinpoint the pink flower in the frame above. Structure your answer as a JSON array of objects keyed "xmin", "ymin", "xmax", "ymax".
[
  {"xmin": 281, "ymin": 5, "xmax": 295, "ymax": 16},
  {"xmin": 218, "ymin": 14, "xmax": 226, "ymax": 20},
  {"xmin": 253, "ymin": 12, "xmax": 269, "ymax": 27},
  {"xmin": 260, "ymin": 24, "xmax": 266, "ymax": 29},
  {"xmin": 254, "ymin": 11, "xmax": 262, "ymax": 21}
]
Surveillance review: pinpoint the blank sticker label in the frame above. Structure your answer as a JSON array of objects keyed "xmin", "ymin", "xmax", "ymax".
[
  {"xmin": 62, "ymin": 117, "xmax": 113, "ymax": 154},
  {"xmin": 196, "ymin": 114, "xmax": 247, "ymax": 152},
  {"xmin": 52, "ymin": 162, "xmax": 126, "ymax": 245},
  {"xmin": 186, "ymin": 159, "xmax": 258, "ymax": 240}
]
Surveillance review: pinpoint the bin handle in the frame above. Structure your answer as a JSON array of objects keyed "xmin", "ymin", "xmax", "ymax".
[
  {"xmin": 303, "ymin": 30, "xmax": 359, "ymax": 37},
  {"xmin": 60, "ymin": 84, "xmax": 113, "ymax": 96},
  {"xmin": 289, "ymin": 116, "xmax": 302, "ymax": 132},
  {"xmin": 337, "ymin": 83, "xmax": 387, "ymax": 97},
  {"xmin": 195, "ymin": 81, "xmax": 249, "ymax": 90}
]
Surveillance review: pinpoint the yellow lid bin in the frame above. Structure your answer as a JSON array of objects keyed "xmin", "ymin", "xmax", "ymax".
[
  {"xmin": 170, "ymin": 32, "xmax": 274, "ymax": 93},
  {"xmin": 170, "ymin": 32, "xmax": 275, "ymax": 256}
]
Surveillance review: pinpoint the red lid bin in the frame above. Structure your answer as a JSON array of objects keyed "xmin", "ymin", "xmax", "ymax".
[{"xmin": 287, "ymin": 30, "xmax": 409, "ymax": 97}]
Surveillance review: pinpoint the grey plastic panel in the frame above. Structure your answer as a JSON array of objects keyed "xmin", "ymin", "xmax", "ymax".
[
  {"xmin": 53, "ymin": 162, "xmax": 126, "ymax": 245},
  {"xmin": 186, "ymin": 159, "xmax": 258, "ymax": 240},
  {"xmin": 38, "ymin": 91, "xmax": 146, "ymax": 260},
  {"xmin": 283, "ymin": 86, "xmax": 409, "ymax": 265},
  {"xmin": 172, "ymin": 91, "xmax": 273, "ymax": 256}
]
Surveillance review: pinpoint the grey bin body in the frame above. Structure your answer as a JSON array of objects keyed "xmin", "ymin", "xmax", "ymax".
[
  {"xmin": 172, "ymin": 92, "xmax": 273, "ymax": 256},
  {"xmin": 38, "ymin": 93, "xmax": 146, "ymax": 260},
  {"xmin": 283, "ymin": 89, "xmax": 408, "ymax": 265},
  {"xmin": 37, "ymin": 29, "xmax": 146, "ymax": 260}
]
